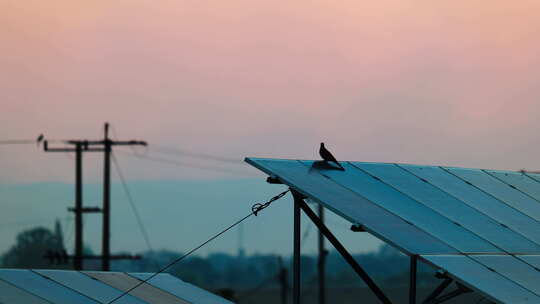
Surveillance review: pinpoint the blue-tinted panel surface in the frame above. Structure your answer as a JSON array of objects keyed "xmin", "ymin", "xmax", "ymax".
[
  {"xmin": 401, "ymin": 165, "xmax": 540, "ymax": 246},
  {"xmin": 36, "ymin": 270, "xmax": 148, "ymax": 304},
  {"xmin": 486, "ymin": 170, "xmax": 540, "ymax": 203},
  {"xmin": 301, "ymin": 161, "xmax": 489, "ymax": 253},
  {"xmin": 353, "ymin": 163, "xmax": 540, "ymax": 253},
  {"xmin": 471, "ymin": 255, "xmax": 540, "ymax": 296},
  {"xmin": 0, "ymin": 269, "xmax": 97, "ymax": 304},
  {"xmin": 0, "ymin": 279, "xmax": 50, "ymax": 304},
  {"xmin": 446, "ymin": 168, "xmax": 540, "ymax": 222},
  {"xmin": 527, "ymin": 173, "xmax": 540, "ymax": 185},
  {"xmin": 246, "ymin": 158, "xmax": 455, "ymax": 255},
  {"xmin": 84, "ymin": 271, "xmax": 189, "ymax": 304},
  {"xmin": 519, "ymin": 255, "xmax": 540, "ymax": 269},
  {"xmin": 130, "ymin": 273, "xmax": 232, "ymax": 304},
  {"xmin": 421, "ymin": 255, "xmax": 540, "ymax": 304}
]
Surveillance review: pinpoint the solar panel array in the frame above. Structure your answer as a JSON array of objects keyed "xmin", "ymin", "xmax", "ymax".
[
  {"xmin": 0, "ymin": 269, "xmax": 232, "ymax": 304},
  {"xmin": 246, "ymin": 158, "xmax": 540, "ymax": 304}
]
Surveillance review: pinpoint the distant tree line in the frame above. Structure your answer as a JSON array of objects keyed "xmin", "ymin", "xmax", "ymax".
[{"xmin": 1, "ymin": 224, "xmax": 440, "ymax": 291}]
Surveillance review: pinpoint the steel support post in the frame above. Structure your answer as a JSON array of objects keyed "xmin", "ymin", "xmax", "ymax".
[
  {"xmin": 409, "ymin": 255, "xmax": 417, "ymax": 304},
  {"xmin": 292, "ymin": 191, "xmax": 302, "ymax": 304},
  {"xmin": 317, "ymin": 204, "xmax": 326, "ymax": 304},
  {"xmin": 291, "ymin": 190, "xmax": 305, "ymax": 304},
  {"xmin": 298, "ymin": 200, "xmax": 392, "ymax": 304}
]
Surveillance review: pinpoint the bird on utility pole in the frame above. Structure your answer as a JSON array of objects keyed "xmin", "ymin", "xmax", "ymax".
[
  {"xmin": 319, "ymin": 142, "xmax": 345, "ymax": 170},
  {"xmin": 36, "ymin": 134, "xmax": 44, "ymax": 147}
]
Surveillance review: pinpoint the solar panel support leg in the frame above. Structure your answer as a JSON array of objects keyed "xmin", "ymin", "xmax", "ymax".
[
  {"xmin": 409, "ymin": 255, "xmax": 417, "ymax": 304},
  {"xmin": 422, "ymin": 278, "xmax": 452, "ymax": 304},
  {"xmin": 292, "ymin": 190, "xmax": 303, "ymax": 304},
  {"xmin": 298, "ymin": 199, "xmax": 392, "ymax": 304},
  {"xmin": 425, "ymin": 283, "xmax": 472, "ymax": 304}
]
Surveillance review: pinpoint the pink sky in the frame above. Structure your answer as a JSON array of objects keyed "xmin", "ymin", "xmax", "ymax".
[{"xmin": 2, "ymin": 0, "xmax": 540, "ymax": 183}]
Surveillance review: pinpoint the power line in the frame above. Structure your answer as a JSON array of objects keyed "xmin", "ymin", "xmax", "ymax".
[
  {"xmin": 106, "ymin": 189, "xmax": 290, "ymax": 304},
  {"xmin": 0, "ymin": 140, "xmax": 36, "ymax": 145},
  {"xmin": 0, "ymin": 139, "xmax": 65, "ymax": 145},
  {"xmin": 151, "ymin": 145, "xmax": 241, "ymax": 164},
  {"xmin": 111, "ymin": 152, "xmax": 153, "ymax": 252},
  {"xmin": 117, "ymin": 149, "xmax": 255, "ymax": 176}
]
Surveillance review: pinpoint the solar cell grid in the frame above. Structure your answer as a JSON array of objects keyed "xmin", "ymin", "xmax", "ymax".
[
  {"xmin": 246, "ymin": 157, "xmax": 540, "ymax": 304},
  {"xmin": 247, "ymin": 158, "xmax": 456, "ymax": 255},
  {"xmin": 0, "ymin": 269, "xmax": 98, "ymax": 304},
  {"xmin": 299, "ymin": 161, "xmax": 495, "ymax": 254},
  {"xmin": 35, "ymin": 270, "xmax": 149, "ymax": 304},
  {"xmin": 129, "ymin": 273, "xmax": 233, "ymax": 304},
  {"xmin": 84, "ymin": 271, "xmax": 190, "ymax": 304},
  {"xmin": 470, "ymin": 255, "xmax": 540, "ymax": 296},
  {"xmin": 485, "ymin": 170, "xmax": 540, "ymax": 203},
  {"xmin": 352, "ymin": 162, "xmax": 540, "ymax": 254},
  {"xmin": 0, "ymin": 279, "xmax": 50, "ymax": 304},
  {"xmin": 400, "ymin": 165, "xmax": 540, "ymax": 246},
  {"xmin": 421, "ymin": 255, "xmax": 540, "ymax": 304},
  {"xmin": 446, "ymin": 167, "xmax": 540, "ymax": 222}
]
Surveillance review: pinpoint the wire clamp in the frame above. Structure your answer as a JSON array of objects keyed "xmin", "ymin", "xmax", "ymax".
[{"xmin": 251, "ymin": 190, "xmax": 290, "ymax": 216}]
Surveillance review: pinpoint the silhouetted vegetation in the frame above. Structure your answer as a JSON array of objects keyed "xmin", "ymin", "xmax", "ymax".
[{"xmin": 1, "ymin": 225, "xmax": 488, "ymax": 303}]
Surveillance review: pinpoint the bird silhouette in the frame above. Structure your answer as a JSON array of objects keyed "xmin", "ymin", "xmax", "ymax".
[
  {"xmin": 319, "ymin": 143, "xmax": 345, "ymax": 170},
  {"xmin": 36, "ymin": 134, "xmax": 44, "ymax": 147}
]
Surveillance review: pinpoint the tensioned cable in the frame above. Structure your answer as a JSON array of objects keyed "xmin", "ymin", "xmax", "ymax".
[
  {"xmin": 111, "ymin": 152, "xmax": 154, "ymax": 252},
  {"xmin": 0, "ymin": 139, "xmax": 65, "ymax": 145},
  {"xmin": 151, "ymin": 145, "xmax": 241, "ymax": 164},
  {"xmin": 116, "ymin": 149, "xmax": 255, "ymax": 175},
  {"xmin": 0, "ymin": 140, "xmax": 36, "ymax": 145},
  {"xmin": 106, "ymin": 189, "xmax": 290, "ymax": 304}
]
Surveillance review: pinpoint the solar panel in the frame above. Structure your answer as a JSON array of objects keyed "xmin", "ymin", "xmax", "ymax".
[
  {"xmin": 35, "ymin": 269, "xmax": 149, "ymax": 304},
  {"xmin": 0, "ymin": 270, "xmax": 231, "ymax": 304},
  {"xmin": 129, "ymin": 273, "xmax": 234, "ymax": 304},
  {"xmin": 421, "ymin": 255, "xmax": 540, "ymax": 304},
  {"xmin": 0, "ymin": 269, "xmax": 98, "ymax": 304},
  {"xmin": 470, "ymin": 255, "xmax": 540, "ymax": 296},
  {"xmin": 353, "ymin": 162, "xmax": 540, "ymax": 254},
  {"xmin": 300, "ymin": 161, "xmax": 495, "ymax": 253},
  {"xmin": 485, "ymin": 170, "xmax": 540, "ymax": 202},
  {"xmin": 246, "ymin": 158, "xmax": 540, "ymax": 304},
  {"xmin": 84, "ymin": 271, "xmax": 190, "ymax": 304},
  {"xmin": 519, "ymin": 255, "xmax": 540, "ymax": 269},
  {"xmin": 247, "ymin": 158, "xmax": 455, "ymax": 255},
  {"xmin": 0, "ymin": 279, "xmax": 50, "ymax": 304},
  {"xmin": 401, "ymin": 165, "xmax": 540, "ymax": 246},
  {"xmin": 446, "ymin": 167, "xmax": 540, "ymax": 222}
]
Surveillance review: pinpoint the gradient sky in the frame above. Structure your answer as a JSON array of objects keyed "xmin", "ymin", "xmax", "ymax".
[{"xmin": 1, "ymin": 1, "xmax": 540, "ymax": 255}]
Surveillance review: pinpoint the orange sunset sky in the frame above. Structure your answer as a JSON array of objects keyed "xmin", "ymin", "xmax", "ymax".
[{"xmin": 2, "ymin": 0, "xmax": 540, "ymax": 183}]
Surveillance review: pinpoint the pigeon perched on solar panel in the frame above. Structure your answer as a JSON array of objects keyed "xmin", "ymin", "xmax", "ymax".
[{"xmin": 319, "ymin": 142, "xmax": 345, "ymax": 170}]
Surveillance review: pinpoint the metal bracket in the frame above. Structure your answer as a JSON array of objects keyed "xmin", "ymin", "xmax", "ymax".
[
  {"xmin": 68, "ymin": 207, "xmax": 102, "ymax": 213},
  {"xmin": 350, "ymin": 224, "xmax": 366, "ymax": 232},
  {"xmin": 266, "ymin": 176, "xmax": 283, "ymax": 184}
]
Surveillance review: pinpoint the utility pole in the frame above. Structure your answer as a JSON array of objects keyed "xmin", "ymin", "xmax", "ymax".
[
  {"xmin": 103, "ymin": 123, "xmax": 112, "ymax": 271},
  {"xmin": 43, "ymin": 141, "xmax": 103, "ymax": 270},
  {"xmin": 317, "ymin": 204, "xmax": 327, "ymax": 304},
  {"xmin": 43, "ymin": 123, "xmax": 147, "ymax": 271},
  {"xmin": 85, "ymin": 122, "xmax": 147, "ymax": 270}
]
